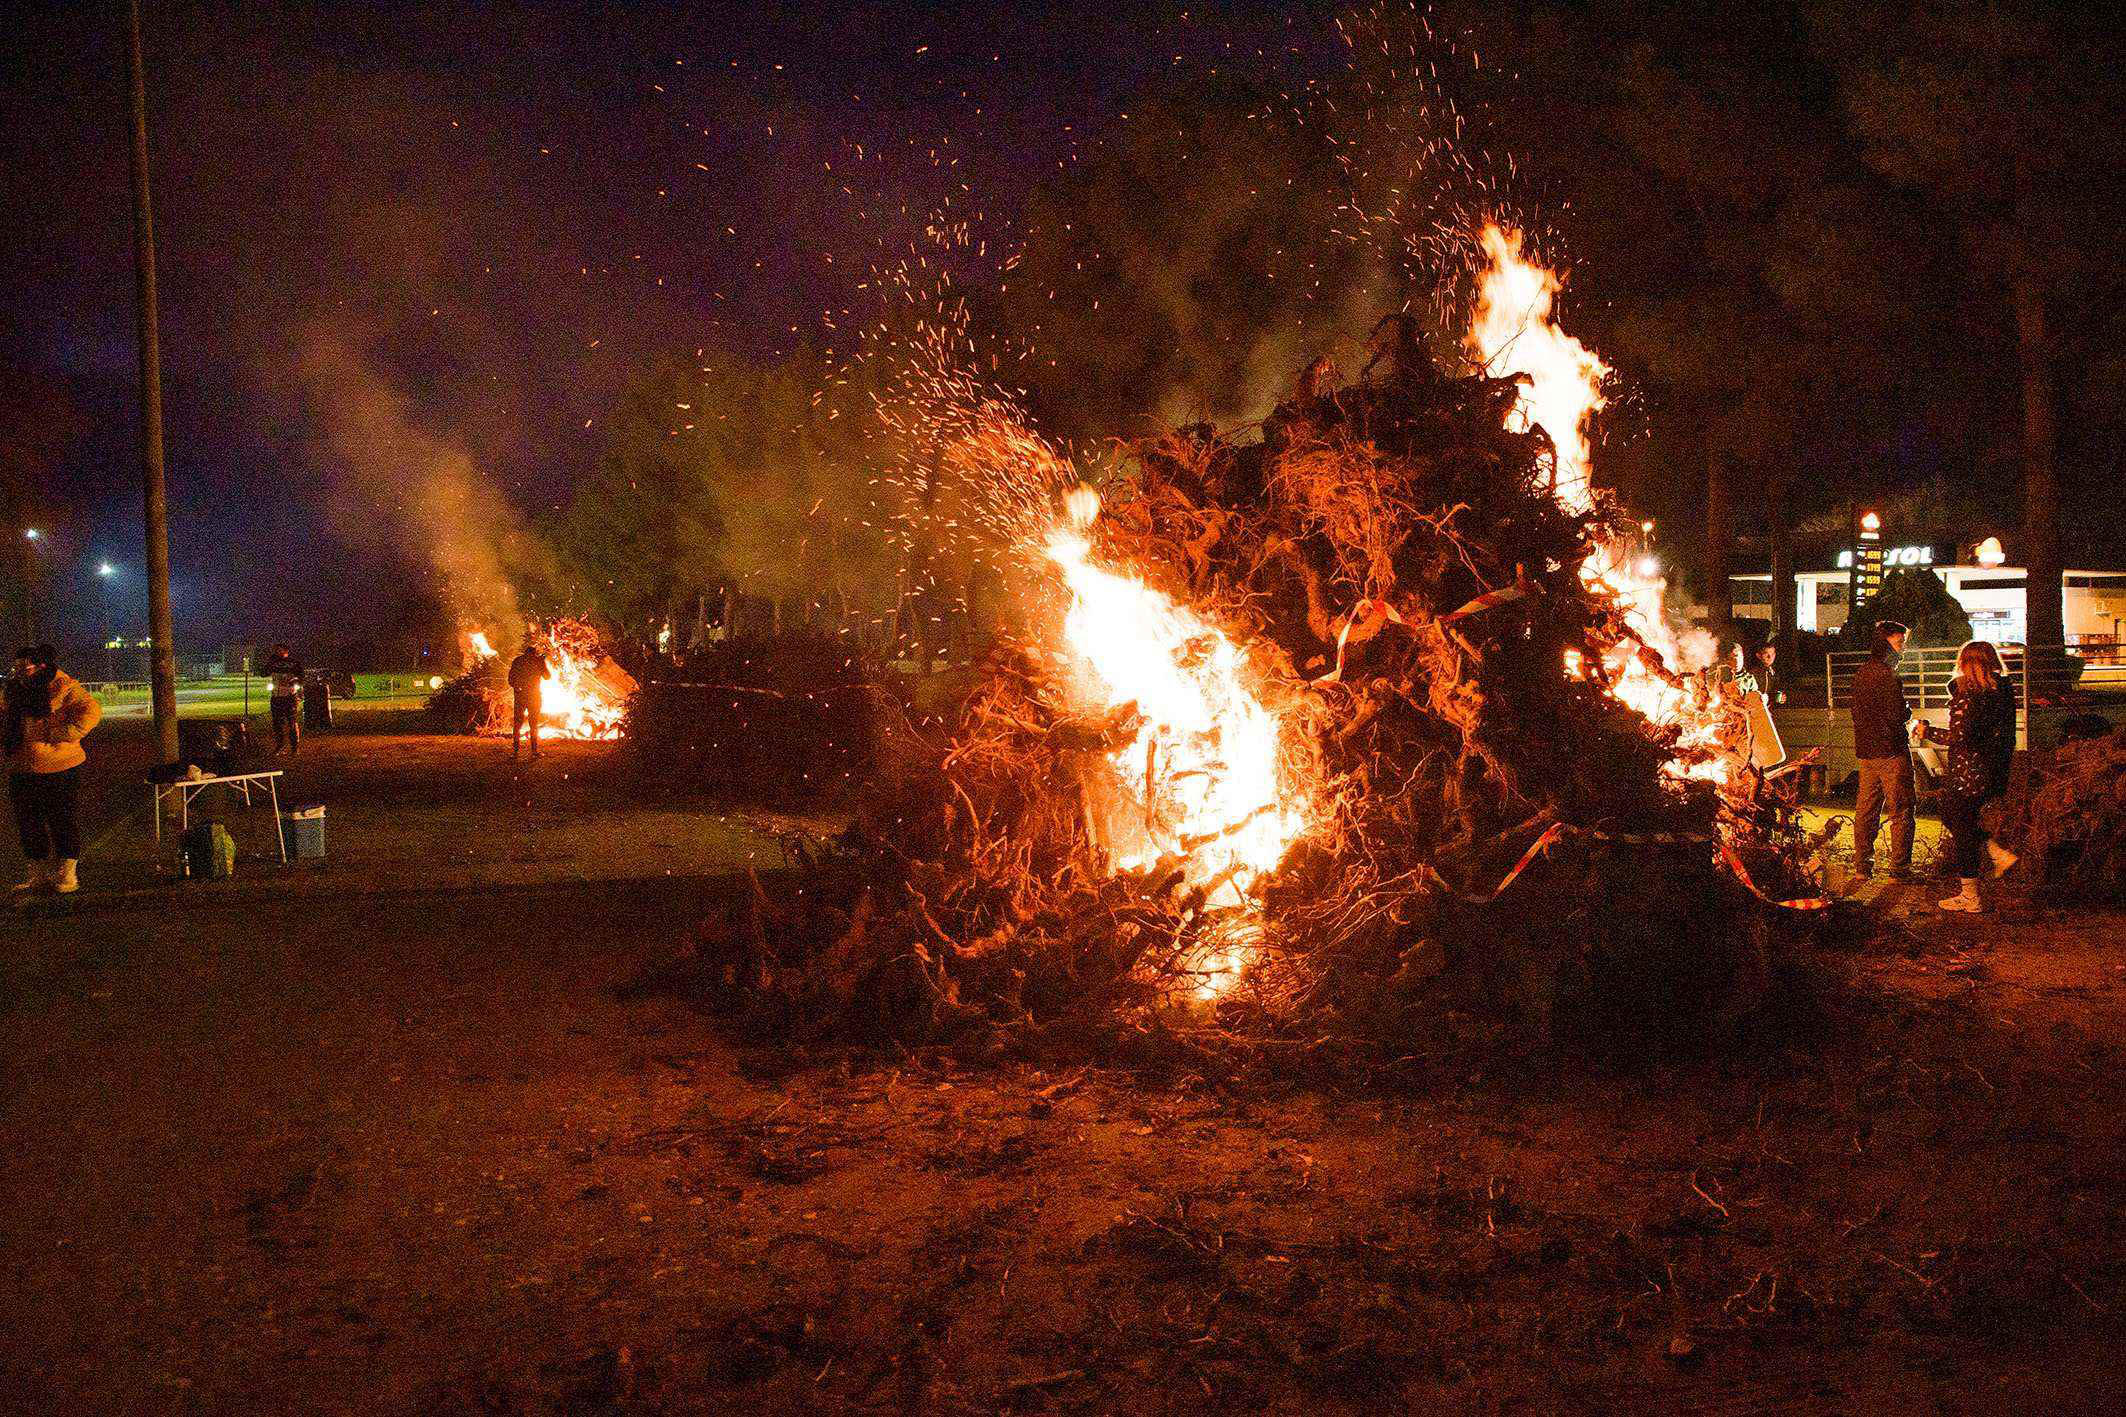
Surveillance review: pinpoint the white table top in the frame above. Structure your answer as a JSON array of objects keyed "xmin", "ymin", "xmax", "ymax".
[{"xmin": 158, "ymin": 769, "xmax": 285, "ymax": 789}]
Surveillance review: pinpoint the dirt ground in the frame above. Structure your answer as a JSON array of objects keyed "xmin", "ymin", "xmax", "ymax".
[{"xmin": 2, "ymin": 718, "xmax": 2122, "ymax": 1413}]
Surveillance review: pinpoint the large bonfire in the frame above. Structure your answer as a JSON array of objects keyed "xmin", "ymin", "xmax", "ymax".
[{"xmin": 682, "ymin": 225, "xmax": 1824, "ymax": 1062}]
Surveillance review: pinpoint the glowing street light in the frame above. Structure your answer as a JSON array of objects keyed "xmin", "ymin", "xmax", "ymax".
[{"xmin": 23, "ymin": 527, "xmax": 41, "ymax": 542}]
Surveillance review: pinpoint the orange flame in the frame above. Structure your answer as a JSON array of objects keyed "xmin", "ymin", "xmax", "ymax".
[
  {"xmin": 1043, "ymin": 500, "xmax": 1307, "ymax": 997},
  {"xmin": 532, "ymin": 619, "xmax": 635, "ymax": 742},
  {"xmin": 1468, "ymin": 223, "xmax": 1730, "ymax": 780},
  {"xmin": 1467, "ymin": 224, "xmax": 1609, "ymax": 514},
  {"xmin": 464, "ymin": 619, "xmax": 634, "ymax": 742}
]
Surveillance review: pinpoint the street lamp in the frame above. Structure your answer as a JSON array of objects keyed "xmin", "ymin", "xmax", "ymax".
[
  {"xmin": 18, "ymin": 528, "xmax": 41, "ymax": 641},
  {"xmin": 97, "ymin": 562, "xmax": 121, "ymax": 680}
]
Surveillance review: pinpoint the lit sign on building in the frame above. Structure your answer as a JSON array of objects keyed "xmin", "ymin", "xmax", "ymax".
[
  {"xmin": 1835, "ymin": 545, "xmax": 1934, "ymax": 570},
  {"xmin": 1849, "ymin": 512, "xmax": 1886, "ymax": 608}
]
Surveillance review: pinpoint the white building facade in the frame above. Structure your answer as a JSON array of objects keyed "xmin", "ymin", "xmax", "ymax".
[{"xmin": 1732, "ymin": 545, "xmax": 2126, "ymax": 645}]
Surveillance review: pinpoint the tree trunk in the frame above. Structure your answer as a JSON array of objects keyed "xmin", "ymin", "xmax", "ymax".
[
  {"xmin": 1767, "ymin": 463, "xmax": 1796, "ymax": 662},
  {"xmin": 1703, "ymin": 443, "xmax": 1733, "ymax": 648},
  {"xmin": 2014, "ymin": 271, "xmax": 2062, "ymax": 658}
]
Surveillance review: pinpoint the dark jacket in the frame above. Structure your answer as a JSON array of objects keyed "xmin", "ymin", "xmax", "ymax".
[
  {"xmin": 262, "ymin": 652, "xmax": 304, "ymax": 699},
  {"xmin": 508, "ymin": 650, "xmax": 549, "ymax": 694},
  {"xmin": 1850, "ymin": 655, "xmax": 1911, "ymax": 760},
  {"xmin": 1944, "ymin": 677, "xmax": 2016, "ymax": 800}
]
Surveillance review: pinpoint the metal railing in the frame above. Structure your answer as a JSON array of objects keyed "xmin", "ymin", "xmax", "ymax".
[
  {"xmin": 1824, "ymin": 643, "xmax": 2115, "ymax": 712},
  {"xmin": 88, "ymin": 680, "xmax": 153, "ymax": 705}
]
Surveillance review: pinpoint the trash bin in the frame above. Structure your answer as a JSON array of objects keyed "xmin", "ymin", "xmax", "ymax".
[
  {"xmin": 287, "ymin": 806, "xmax": 326, "ymax": 860},
  {"xmin": 303, "ymin": 674, "xmax": 333, "ymax": 730}
]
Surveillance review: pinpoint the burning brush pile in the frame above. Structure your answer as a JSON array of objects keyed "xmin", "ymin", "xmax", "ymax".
[
  {"xmin": 428, "ymin": 617, "xmax": 637, "ymax": 742},
  {"xmin": 681, "ymin": 347, "xmax": 1825, "ymax": 1064}
]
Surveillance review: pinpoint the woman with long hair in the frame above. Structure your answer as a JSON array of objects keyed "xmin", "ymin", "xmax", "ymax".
[
  {"xmin": 5, "ymin": 644, "xmax": 102, "ymax": 895},
  {"xmin": 1933, "ymin": 639, "xmax": 2018, "ymax": 912}
]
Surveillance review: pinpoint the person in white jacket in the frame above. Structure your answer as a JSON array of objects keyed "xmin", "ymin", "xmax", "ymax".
[{"xmin": 5, "ymin": 645, "xmax": 102, "ymax": 894}]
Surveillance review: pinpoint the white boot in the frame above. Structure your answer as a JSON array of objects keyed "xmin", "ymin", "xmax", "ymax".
[
  {"xmin": 12, "ymin": 859, "xmax": 48, "ymax": 893},
  {"xmin": 1986, "ymin": 840, "xmax": 2018, "ymax": 877},
  {"xmin": 51, "ymin": 859, "xmax": 78, "ymax": 895},
  {"xmin": 1937, "ymin": 877, "xmax": 1982, "ymax": 913}
]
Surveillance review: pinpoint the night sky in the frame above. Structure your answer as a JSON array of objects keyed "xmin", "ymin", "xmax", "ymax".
[
  {"xmin": 1, "ymin": 0, "xmax": 1311, "ymax": 650},
  {"xmin": 5, "ymin": 1, "xmax": 2121, "ymax": 656}
]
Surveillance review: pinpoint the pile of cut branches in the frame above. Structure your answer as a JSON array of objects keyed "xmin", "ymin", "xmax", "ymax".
[
  {"xmin": 674, "ymin": 356, "xmax": 1828, "ymax": 1062},
  {"xmin": 623, "ymin": 635, "xmax": 910, "ymax": 808},
  {"xmin": 427, "ymin": 665, "xmax": 508, "ymax": 735},
  {"xmin": 1996, "ymin": 724, "xmax": 2126, "ymax": 901}
]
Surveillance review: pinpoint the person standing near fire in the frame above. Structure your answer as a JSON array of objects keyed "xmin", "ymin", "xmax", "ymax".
[
  {"xmin": 7, "ymin": 644, "xmax": 101, "ymax": 895},
  {"xmin": 1930, "ymin": 640, "xmax": 2018, "ymax": 912},
  {"xmin": 508, "ymin": 636, "xmax": 550, "ymax": 759},
  {"xmin": 1754, "ymin": 642, "xmax": 1782, "ymax": 705},
  {"xmin": 260, "ymin": 643, "xmax": 305, "ymax": 756},
  {"xmin": 1849, "ymin": 619, "xmax": 1915, "ymax": 880}
]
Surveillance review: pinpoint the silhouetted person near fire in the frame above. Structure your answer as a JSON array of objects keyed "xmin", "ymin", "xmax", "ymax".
[
  {"xmin": 262, "ymin": 643, "xmax": 304, "ymax": 756},
  {"xmin": 1850, "ymin": 620, "xmax": 1915, "ymax": 880},
  {"xmin": 7, "ymin": 644, "xmax": 101, "ymax": 896},
  {"xmin": 509, "ymin": 638, "xmax": 549, "ymax": 759}
]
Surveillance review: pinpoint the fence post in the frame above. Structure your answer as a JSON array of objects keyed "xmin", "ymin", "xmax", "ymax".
[{"xmin": 1824, "ymin": 652, "xmax": 1833, "ymax": 708}]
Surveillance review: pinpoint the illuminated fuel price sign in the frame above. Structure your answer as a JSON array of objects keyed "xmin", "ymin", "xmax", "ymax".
[{"xmin": 1848, "ymin": 511, "xmax": 1886, "ymax": 608}]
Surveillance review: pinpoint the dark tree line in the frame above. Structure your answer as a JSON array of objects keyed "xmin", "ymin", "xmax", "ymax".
[{"xmin": 545, "ymin": 2, "xmax": 2126, "ymax": 663}]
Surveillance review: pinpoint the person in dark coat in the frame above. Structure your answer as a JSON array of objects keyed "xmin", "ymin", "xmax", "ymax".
[
  {"xmin": 261, "ymin": 643, "xmax": 304, "ymax": 756},
  {"xmin": 1849, "ymin": 620, "xmax": 1915, "ymax": 879},
  {"xmin": 1754, "ymin": 642, "xmax": 1782, "ymax": 705},
  {"xmin": 1932, "ymin": 640, "xmax": 2018, "ymax": 912},
  {"xmin": 508, "ymin": 638, "xmax": 550, "ymax": 759}
]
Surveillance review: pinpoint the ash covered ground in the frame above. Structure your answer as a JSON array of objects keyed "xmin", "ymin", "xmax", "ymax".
[{"xmin": 1, "ymin": 715, "xmax": 2121, "ymax": 1413}]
